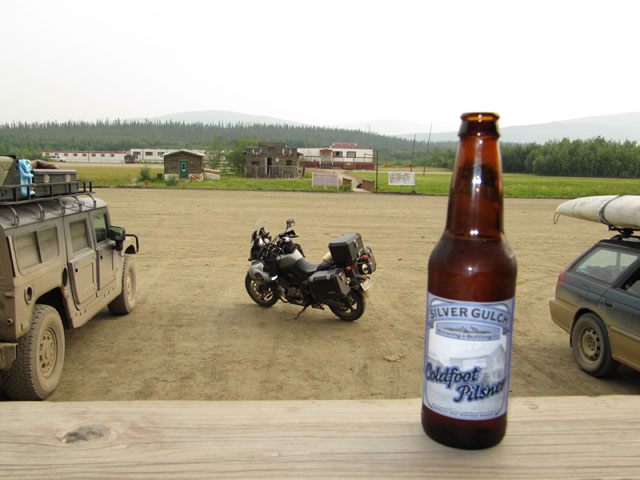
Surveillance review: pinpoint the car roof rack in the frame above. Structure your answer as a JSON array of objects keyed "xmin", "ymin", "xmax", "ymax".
[
  {"xmin": 0, "ymin": 155, "xmax": 94, "ymax": 205},
  {"xmin": 609, "ymin": 228, "xmax": 640, "ymax": 240}
]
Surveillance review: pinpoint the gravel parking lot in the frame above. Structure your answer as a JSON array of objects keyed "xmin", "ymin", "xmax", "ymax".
[{"xmin": 42, "ymin": 188, "xmax": 640, "ymax": 401}]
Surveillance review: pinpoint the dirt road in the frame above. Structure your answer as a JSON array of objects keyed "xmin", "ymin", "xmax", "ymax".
[{"xmin": 46, "ymin": 188, "xmax": 640, "ymax": 401}]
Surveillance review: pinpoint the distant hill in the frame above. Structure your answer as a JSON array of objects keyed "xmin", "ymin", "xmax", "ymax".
[
  {"xmin": 402, "ymin": 113, "xmax": 640, "ymax": 144},
  {"xmin": 338, "ymin": 119, "xmax": 428, "ymax": 136},
  {"xmin": 143, "ymin": 110, "xmax": 306, "ymax": 127}
]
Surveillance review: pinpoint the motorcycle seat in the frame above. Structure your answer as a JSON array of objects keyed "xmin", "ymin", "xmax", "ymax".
[{"xmin": 295, "ymin": 257, "xmax": 332, "ymax": 275}]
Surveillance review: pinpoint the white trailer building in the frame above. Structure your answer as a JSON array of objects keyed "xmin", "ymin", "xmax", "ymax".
[
  {"xmin": 298, "ymin": 143, "xmax": 374, "ymax": 170},
  {"xmin": 40, "ymin": 148, "xmax": 205, "ymax": 164},
  {"xmin": 41, "ymin": 150, "xmax": 127, "ymax": 163}
]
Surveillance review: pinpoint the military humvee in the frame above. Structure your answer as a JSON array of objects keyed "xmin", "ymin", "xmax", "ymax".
[{"xmin": 0, "ymin": 155, "xmax": 138, "ymax": 400}]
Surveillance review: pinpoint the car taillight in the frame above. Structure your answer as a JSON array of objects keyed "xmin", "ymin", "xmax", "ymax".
[{"xmin": 557, "ymin": 270, "xmax": 566, "ymax": 287}]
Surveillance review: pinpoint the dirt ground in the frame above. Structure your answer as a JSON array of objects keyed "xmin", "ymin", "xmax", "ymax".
[{"xmin": 44, "ymin": 188, "xmax": 640, "ymax": 402}]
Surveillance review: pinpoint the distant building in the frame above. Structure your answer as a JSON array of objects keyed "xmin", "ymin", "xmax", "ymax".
[
  {"xmin": 41, "ymin": 148, "xmax": 206, "ymax": 164},
  {"xmin": 297, "ymin": 143, "xmax": 375, "ymax": 170},
  {"xmin": 42, "ymin": 150, "xmax": 127, "ymax": 163},
  {"xmin": 128, "ymin": 148, "xmax": 176, "ymax": 163},
  {"xmin": 163, "ymin": 150, "xmax": 205, "ymax": 181},
  {"xmin": 244, "ymin": 142, "xmax": 300, "ymax": 178}
]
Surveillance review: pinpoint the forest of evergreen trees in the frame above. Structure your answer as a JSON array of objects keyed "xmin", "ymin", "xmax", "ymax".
[
  {"xmin": 501, "ymin": 138, "xmax": 640, "ymax": 178},
  {"xmin": 0, "ymin": 120, "xmax": 440, "ymax": 160},
  {"xmin": 1, "ymin": 120, "xmax": 639, "ymax": 178}
]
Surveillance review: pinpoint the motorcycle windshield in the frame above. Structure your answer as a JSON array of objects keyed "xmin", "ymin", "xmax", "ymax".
[
  {"xmin": 253, "ymin": 220, "xmax": 271, "ymax": 244},
  {"xmin": 254, "ymin": 220, "xmax": 268, "ymax": 235}
]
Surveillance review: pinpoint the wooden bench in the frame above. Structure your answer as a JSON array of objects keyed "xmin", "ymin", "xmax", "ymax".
[{"xmin": 1, "ymin": 396, "xmax": 638, "ymax": 478}]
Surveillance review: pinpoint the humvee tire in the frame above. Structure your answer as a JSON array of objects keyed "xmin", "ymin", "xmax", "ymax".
[
  {"xmin": 108, "ymin": 255, "xmax": 136, "ymax": 315},
  {"xmin": 2, "ymin": 305, "xmax": 65, "ymax": 400}
]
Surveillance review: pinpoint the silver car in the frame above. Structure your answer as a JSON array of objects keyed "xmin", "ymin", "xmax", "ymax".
[{"xmin": 549, "ymin": 235, "xmax": 640, "ymax": 377}]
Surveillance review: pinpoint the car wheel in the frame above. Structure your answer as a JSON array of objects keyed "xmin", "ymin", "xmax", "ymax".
[
  {"xmin": 2, "ymin": 305, "xmax": 65, "ymax": 400},
  {"xmin": 571, "ymin": 313, "xmax": 619, "ymax": 377}
]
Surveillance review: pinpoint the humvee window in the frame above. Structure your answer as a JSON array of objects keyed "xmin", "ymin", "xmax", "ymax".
[
  {"xmin": 94, "ymin": 213, "xmax": 108, "ymax": 243},
  {"xmin": 39, "ymin": 226, "xmax": 59, "ymax": 262},
  {"xmin": 15, "ymin": 232, "xmax": 39, "ymax": 270},
  {"xmin": 70, "ymin": 220, "xmax": 90, "ymax": 252},
  {"xmin": 14, "ymin": 226, "xmax": 59, "ymax": 271}
]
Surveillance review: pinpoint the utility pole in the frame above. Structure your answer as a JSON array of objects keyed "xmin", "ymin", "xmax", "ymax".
[
  {"xmin": 375, "ymin": 149, "xmax": 379, "ymax": 192},
  {"xmin": 410, "ymin": 134, "xmax": 416, "ymax": 172},
  {"xmin": 422, "ymin": 123, "xmax": 432, "ymax": 175}
]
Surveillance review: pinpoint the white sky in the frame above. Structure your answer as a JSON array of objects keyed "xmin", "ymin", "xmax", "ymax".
[{"xmin": 2, "ymin": 0, "xmax": 640, "ymax": 132}]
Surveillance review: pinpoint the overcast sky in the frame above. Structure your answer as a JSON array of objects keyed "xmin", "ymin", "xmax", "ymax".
[{"xmin": 3, "ymin": 0, "xmax": 639, "ymax": 132}]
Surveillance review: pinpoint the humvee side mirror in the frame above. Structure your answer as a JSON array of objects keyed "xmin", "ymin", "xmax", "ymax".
[{"xmin": 108, "ymin": 226, "xmax": 126, "ymax": 251}]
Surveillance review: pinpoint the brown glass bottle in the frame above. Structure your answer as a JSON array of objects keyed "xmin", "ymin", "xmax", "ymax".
[{"xmin": 421, "ymin": 112, "xmax": 517, "ymax": 449}]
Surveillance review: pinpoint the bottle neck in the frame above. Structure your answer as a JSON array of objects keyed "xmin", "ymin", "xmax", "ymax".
[{"xmin": 444, "ymin": 133, "xmax": 504, "ymax": 239}]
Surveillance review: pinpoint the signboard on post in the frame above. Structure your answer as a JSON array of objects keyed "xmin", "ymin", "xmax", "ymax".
[
  {"xmin": 388, "ymin": 172, "xmax": 416, "ymax": 186},
  {"xmin": 312, "ymin": 172, "xmax": 340, "ymax": 190}
]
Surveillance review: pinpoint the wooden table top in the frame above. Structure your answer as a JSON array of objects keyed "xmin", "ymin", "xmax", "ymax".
[{"xmin": 1, "ymin": 396, "xmax": 638, "ymax": 479}]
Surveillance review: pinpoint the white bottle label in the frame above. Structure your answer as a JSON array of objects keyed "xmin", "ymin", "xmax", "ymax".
[{"xmin": 422, "ymin": 293, "xmax": 514, "ymax": 421}]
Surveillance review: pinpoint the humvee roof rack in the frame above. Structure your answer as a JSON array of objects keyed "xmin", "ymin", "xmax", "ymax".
[{"xmin": 0, "ymin": 155, "xmax": 93, "ymax": 205}]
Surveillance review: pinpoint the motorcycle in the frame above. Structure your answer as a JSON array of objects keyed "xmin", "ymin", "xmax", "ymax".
[{"xmin": 245, "ymin": 219, "xmax": 376, "ymax": 321}]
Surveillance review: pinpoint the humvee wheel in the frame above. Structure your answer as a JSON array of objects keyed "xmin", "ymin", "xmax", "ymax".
[
  {"xmin": 2, "ymin": 305, "xmax": 65, "ymax": 400},
  {"xmin": 108, "ymin": 255, "xmax": 136, "ymax": 315}
]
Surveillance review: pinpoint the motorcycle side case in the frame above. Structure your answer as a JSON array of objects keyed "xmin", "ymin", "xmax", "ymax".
[
  {"xmin": 308, "ymin": 268, "xmax": 350, "ymax": 300},
  {"xmin": 329, "ymin": 233, "xmax": 364, "ymax": 265}
]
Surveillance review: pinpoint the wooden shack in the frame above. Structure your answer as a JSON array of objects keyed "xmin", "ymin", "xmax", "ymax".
[
  {"xmin": 163, "ymin": 150, "xmax": 205, "ymax": 182},
  {"xmin": 244, "ymin": 142, "xmax": 300, "ymax": 178}
]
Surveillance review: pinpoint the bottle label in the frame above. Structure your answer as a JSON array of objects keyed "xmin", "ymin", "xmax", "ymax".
[{"xmin": 422, "ymin": 293, "xmax": 514, "ymax": 421}]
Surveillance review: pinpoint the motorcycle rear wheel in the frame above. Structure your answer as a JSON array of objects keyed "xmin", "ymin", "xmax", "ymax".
[
  {"xmin": 245, "ymin": 273, "xmax": 279, "ymax": 307},
  {"xmin": 329, "ymin": 289, "xmax": 365, "ymax": 321}
]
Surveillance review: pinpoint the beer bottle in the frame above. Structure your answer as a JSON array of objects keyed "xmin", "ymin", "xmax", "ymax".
[{"xmin": 421, "ymin": 112, "xmax": 517, "ymax": 449}]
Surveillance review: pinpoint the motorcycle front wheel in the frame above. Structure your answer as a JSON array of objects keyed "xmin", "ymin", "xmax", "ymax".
[
  {"xmin": 245, "ymin": 273, "xmax": 279, "ymax": 307},
  {"xmin": 329, "ymin": 289, "xmax": 365, "ymax": 321}
]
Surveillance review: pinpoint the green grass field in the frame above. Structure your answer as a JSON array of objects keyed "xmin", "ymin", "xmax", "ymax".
[
  {"xmin": 73, "ymin": 165, "xmax": 639, "ymax": 198},
  {"xmin": 74, "ymin": 166, "xmax": 351, "ymax": 192},
  {"xmin": 358, "ymin": 171, "xmax": 640, "ymax": 198}
]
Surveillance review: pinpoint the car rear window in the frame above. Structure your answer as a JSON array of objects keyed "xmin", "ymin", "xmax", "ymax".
[{"xmin": 572, "ymin": 247, "xmax": 639, "ymax": 283}]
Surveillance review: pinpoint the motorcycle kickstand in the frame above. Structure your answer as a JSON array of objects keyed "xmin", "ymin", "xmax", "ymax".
[{"xmin": 295, "ymin": 305, "xmax": 309, "ymax": 319}]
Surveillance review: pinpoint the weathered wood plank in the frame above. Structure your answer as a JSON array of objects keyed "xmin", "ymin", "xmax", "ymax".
[{"xmin": 0, "ymin": 396, "xmax": 638, "ymax": 479}]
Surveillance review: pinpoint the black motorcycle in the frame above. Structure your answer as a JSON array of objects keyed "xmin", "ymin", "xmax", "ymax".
[{"xmin": 245, "ymin": 219, "xmax": 376, "ymax": 321}]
